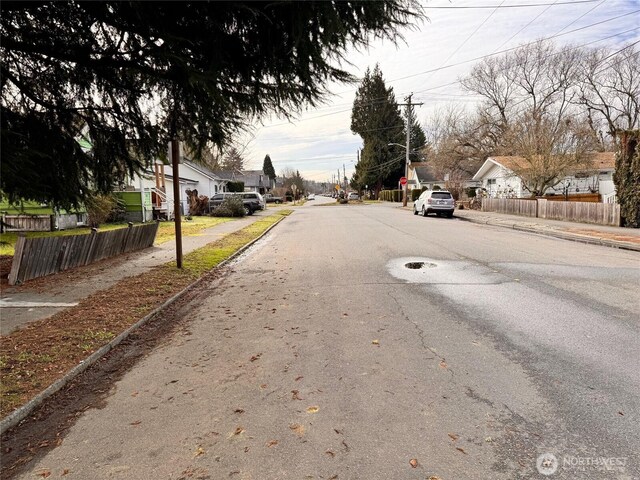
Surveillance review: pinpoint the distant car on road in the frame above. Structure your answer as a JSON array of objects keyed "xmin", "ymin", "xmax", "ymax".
[
  {"xmin": 263, "ymin": 193, "xmax": 283, "ymax": 204},
  {"xmin": 347, "ymin": 192, "xmax": 359, "ymax": 200},
  {"xmin": 307, "ymin": 194, "xmax": 315, "ymax": 200},
  {"xmin": 414, "ymin": 190, "xmax": 455, "ymax": 218}
]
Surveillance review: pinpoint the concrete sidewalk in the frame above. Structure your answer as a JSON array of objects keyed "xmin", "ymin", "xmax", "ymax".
[
  {"xmin": 453, "ymin": 207, "xmax": 640, "ymax": 252},
  {"xmin": 0, "ymin": 212, "xmax": 269, "ymax": 335}
]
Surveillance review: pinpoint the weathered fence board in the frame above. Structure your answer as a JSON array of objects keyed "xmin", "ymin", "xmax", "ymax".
[
  {"xmin": 481, "ymin": 198, "xmax": 620, "ymax": 226},
  {"xmin": 481, "ymin": 198, "xmax": 537, "ymax": 217},
  {"xmin": 8, "ymin": 222, "xmax": 159, "ymax": 285}
]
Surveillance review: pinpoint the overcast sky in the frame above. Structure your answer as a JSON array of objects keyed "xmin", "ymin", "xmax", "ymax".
[{"xmin": 240, "ymin": 0, "xmax": 640, "ymax": 184}]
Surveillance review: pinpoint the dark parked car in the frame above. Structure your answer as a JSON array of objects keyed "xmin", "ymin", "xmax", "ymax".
[{"xmin": 209, "ymin": 192, "xmax": 264, "ymax": 215}]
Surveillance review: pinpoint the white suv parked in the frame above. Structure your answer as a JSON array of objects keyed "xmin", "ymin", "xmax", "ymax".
[{"xmin": 414, "ymin": 190, "xmax": 455, "ymax": 218}]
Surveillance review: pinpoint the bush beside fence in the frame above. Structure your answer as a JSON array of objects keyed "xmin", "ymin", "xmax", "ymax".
[{"xmin": 8, "ymin": 222, "xmax": 160, "ymax": 285}]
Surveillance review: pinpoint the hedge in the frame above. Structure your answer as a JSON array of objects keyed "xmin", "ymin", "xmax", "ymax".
[
  {"xmin": 379, "ymin": 189, "xmax": 403, "ymax": 202},
  {"xmin": 411, "ymin": 187, "xmax": 427, "ymax": 201}
]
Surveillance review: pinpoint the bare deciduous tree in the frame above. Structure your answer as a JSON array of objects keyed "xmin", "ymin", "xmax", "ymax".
[
  {"xmin": 505, "ymin": 113, "xmax": 597, "ymax": 196},
  {"xmin": 577, "ymin": 43, "xmax": 640, "ymax": 142}
]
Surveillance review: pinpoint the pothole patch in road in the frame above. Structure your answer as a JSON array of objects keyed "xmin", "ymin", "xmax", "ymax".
[
  {"xmin": 404, "ymin": 261, "xmax": 437, "ymax": 270},
  {"xmin": 387, "ymin": 257, "xmax": 503, "ymax": 285}
]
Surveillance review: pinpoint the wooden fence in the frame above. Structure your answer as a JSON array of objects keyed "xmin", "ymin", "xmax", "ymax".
[
  {"xmin": 8, "ymin": 222, "xmax": 159, "ymax": 285},
  {"xmin": 2, "ymin": 215, "xmax": 52, "ymax": 232},
  {"xmin": 481, "ymin": 198, "xmax": 620, "ymax": 226},
  {"xmin": 539, "ymin": 200, "xmax": 620, "ymax": 226},
  {"xmin": 481, "ymin": 198, "xmax": 537, "ymax": 217}
]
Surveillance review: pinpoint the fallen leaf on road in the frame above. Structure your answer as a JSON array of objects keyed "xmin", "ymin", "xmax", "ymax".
[
  {"xmin": 260, "ymin": 384, "xmax": 268, "ymax": 389},
  {"xmin": 306, "ymin": 406, "xmax": 319, "ymax": 413},
  {"xmin": 439, "ymin": 360, "xmax": 448, "ymax": 369},
  {"xmin": 193, "ymin": 447, "xmax": 205, "ymax": 458},
  {"xmin": 292, "ymin": 390, "xmax": 303, "ymax": 400},
  {"xmin": 428, "ymin": 477, "xmax": 442, "ymax": 480},
  {"xmin": 342, "ymin": 313, "xmax": 349, "ymax": 317},
  {"xmin": 456, "ymin": 447, "xmax": 467, "ymax": 454},
  {"xmin": 37, "ymin": 471, "xmax": 51, "ymax": 478},
  {"xmin": 250, "ymin": 354, "xmax": 262, "ymax": 362},
  {"xmin": 233, "ymin": 427, "xmax": 245, "ymax": 436},
  {"xmin": 130, "ymin": 420, "xmax": 142, "ymax": 426},
  {"xmin": 295, "ymin": 376, "xmax": 304, "ymax": 381},
  {"xmin": 485, "ymin": 437, "xmax": 493, "ymax": 443},
  {"xmin": 289, "ymin": 423, "xmax": 305, "ymax": 436},
  {"xmin": 448, "ymin": 433, "xmax": 459, "ymax": 441},
  {"xmin": 618, "ymin": 411, "xmax": 624, "ymax": 416},
  {"xmin": 325, "ymin": 450, "xmax": 335, "ymax": 457},
  {"xmin": 372, "ymin": 339, "xmax": 379, "ymax": 345},
  {"xmin": 409, "ymin": 459, "xmax": 418, "ymax": 468},
  {"xmin": 131, "ymin": 391, "xmax": 139, "ymax": 397},
  {"xmin": 267, "ymin": 440, "xmax": 278, "ymax": 447},
  {"xmin": 61, "ymin": 469, "xmax": 70, "ymax": 476},
  {"xmin": 234, "ymin": 408, "xmax": 245, "ymax": 414}
]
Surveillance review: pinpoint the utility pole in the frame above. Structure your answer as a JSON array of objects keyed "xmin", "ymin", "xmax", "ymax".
[
  {"xmin": 170, "ymin": 137, "xmax": 183, "ymax": 269},
  {"xmin": 397, "ymin": 94, "xmax": 423, "ymax": 207},
  {"xmin": 343, "ymin": 163, "xmax": 346, "ymax": 192}
]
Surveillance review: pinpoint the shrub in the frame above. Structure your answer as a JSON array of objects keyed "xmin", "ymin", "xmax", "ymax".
[
  {"xmin": 106, "ymin": 196, "xmax": 127, "ymax": 223},
  {"xmin": 378, "ymin": 189, "xmax": 404, "ymax": 202},
  {"xmin": 411, "ymin": 187, "xmax": 427, "ymax": 202},
  {"xmin": 211, "ymin": 194, "xmax": 246, "ymax": 217},
  {"xmin": 85, "ymin": 193, "xmax": 118, "ymax": 227},
  {"xmin": 226, "ymin": 181, "xmax": 245, "ymax": 192}
]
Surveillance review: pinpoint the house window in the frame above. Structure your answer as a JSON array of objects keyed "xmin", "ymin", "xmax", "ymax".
[{"xmin": 487, "ymin": 179, "xmax": 496, "ymax": 186}]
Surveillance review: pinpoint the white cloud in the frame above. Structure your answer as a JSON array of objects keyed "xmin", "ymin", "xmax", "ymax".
[{"xmin": 243, "ymin": 0, "xmax": 640, "ymax": 183}]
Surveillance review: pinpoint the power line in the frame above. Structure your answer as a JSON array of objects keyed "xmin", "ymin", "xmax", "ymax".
[
  {"xmin": 386, "ymin": 9, "xmax": 640, "ymax": 84},
  {"xmin": 427, "ymin": 0, "xmax": 506, "ymax": 83},
  {"xmin": 412, "ymin": 26, "xmax": 640, "ymax": 100},
  {"xmin": 552, "ymin": 0, "xmax": 605, "ymax": 36},
  {"xmin": 491, "ymin": 0, "xmax": 558, "ymax": 53},
  {"xmin": 422, "ymin": 0, "xmax": 600, "ymax": 8}
]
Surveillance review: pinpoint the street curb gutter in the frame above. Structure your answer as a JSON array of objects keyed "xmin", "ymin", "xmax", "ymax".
[
  {"xmin": 456, "ymin": 215, "xmax": 640, "ymax": 252},
  {"xmin": 0, "ymin": 214, "xmax": 288, "ymax": 435}
]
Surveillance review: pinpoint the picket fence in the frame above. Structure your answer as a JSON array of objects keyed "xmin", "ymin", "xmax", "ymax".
[
  {"xmin": 481, "ymin": 198, "xmax": 620, "ymax": 226},
  {"xmin": 8, "ymin": 222, "xmax": 159, "ymax": 285}
]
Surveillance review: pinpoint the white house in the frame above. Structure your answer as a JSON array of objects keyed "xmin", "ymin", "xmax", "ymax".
[
  {"xmin": 121, "ymin": 159, "xmax": 228, "ymax": 218},
  {"xmin": 472, "ymin": 153, "xmax": 616, "ymax": 200},
  {"xmin": 407, "ymin": 163, "xmax": 443, "ymax": 191}
]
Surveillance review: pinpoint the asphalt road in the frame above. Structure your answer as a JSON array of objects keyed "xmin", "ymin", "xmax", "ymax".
[{"xmin": 11, "ymin": 200, "xmax": 640, "ymax": 479}]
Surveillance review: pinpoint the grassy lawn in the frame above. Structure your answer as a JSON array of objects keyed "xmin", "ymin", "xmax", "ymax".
[
  {"xmin": 155, "ymin": 216, "xmax": 232, "ymax": 244},
  {"xmin": 0, "ymin": 210, "xmax": 292, "ymax": 417},
  {"xmin": 0, "ymin": 216, "xmax": 233, "ymax": 256}
]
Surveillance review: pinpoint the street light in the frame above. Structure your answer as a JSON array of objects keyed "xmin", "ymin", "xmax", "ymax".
[{"xmin": 389, "ymin": 142, "xmax": 412, "ymax": 207}]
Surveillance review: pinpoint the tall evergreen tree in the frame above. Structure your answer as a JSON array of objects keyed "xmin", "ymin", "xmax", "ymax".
[
  {"xmin": 263, "ymin": 154, "xmax": 276, "ymax": 181},
  {"xmin": 407, "ymin": 105, "xmax": 427, "ymax": 163},
  {"xmin": 221, "ymin": 147, "xmax": 244, "ymax": 172},
  {"xmin": 614, "ymin": 130, "xmax": 640, "ymax": 227},
  {"xmin": 350, "ymin": 65, "xmax": 405, "ymax": 196},
  {"xmin": 1, "ymin": 2, "xmax": 421, "ymax": 208}
]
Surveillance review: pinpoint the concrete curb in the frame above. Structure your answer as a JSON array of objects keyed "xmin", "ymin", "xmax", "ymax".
[
  {"xmin": 0, "ymin": 214, "xmax": 288, "ymax": 435},
  {"xmin": 455, "ymin": 214, "xmax": 640, "ymax": 252}
]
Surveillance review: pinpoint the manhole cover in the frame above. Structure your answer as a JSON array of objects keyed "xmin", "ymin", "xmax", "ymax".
[{"xmin": 404, "ymin": 261, "xmax": 436, "ymax": 269}]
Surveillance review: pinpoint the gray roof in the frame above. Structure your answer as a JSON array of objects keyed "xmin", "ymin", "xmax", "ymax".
[{"xmin": 413, "ymin": 164, "xmax": 438, "ymax": 183}]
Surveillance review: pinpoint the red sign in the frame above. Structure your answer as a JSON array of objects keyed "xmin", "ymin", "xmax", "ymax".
[{"xmin": 400, "ymin": 177, "xmax": 407, "ymax": 186}]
